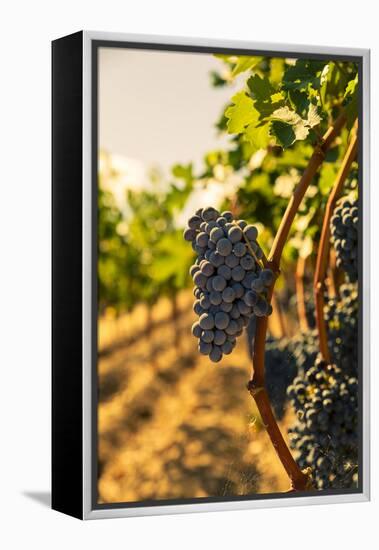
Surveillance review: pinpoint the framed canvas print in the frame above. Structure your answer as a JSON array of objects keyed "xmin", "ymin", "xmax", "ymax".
[{"xmin": 52, "ymin": 31, "xmax": 370, "ymax": 520}]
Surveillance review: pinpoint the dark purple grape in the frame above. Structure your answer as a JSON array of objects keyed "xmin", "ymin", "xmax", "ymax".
[
  {"xmin": 232, "ymin": 283, "xmax": 244, "ymax": 299},
  {"xmin": 193, "ymin": 300, "xmax": 203, "ymax": 315},
  {"xmin": 196, "ymin": 232, "xmax": 209, "ymax": 247},
  {"xmin": 243, "ymin": 224, "xmax": 258, "ymax": 241},
  {"xmin": 221, "ymin": 211, "xmax": 233, "ymax": 222},
  {"xmin": 222, "ymin": 340, "xmax": 233, "ymax": 354},
  {"xmin": 200, "ymin": 261, "xmax": 214, "ymax": 277},
  {"xmin": 199, "ymin": 312, "xmax": 215, "ymax": 330},
  {"xmin": 188, "ymin": 215, "xmax": 202, "ymax": 229},
  {"xmin": 199, "ymin": 341, "xmax": 212, "ymax": 355},
  {"xmin": 193, "ymin": 271, "xmax": 207, "ymax": 289},
  {"xmin": 191, "ymin": 322, "xmax": 202, "ymax": 338},
  {"xmin": 202, "ymin": 207, "xmax": 219, "ymax": 222},
  {"xmin": 189, "ymin": 264, "xmax": 200, "ymax": 277},
  {"xmin": 233, "ymin": 242, "xmax": 246, "ymax": 257},
  {"xmin": 260, "ymin": 268, "xmax": 275, "ymax": 286},
  {"xmin": 209, "ymin": 251, "xmax": 224, "ymax": 267},
  {"xmin": 230, "ymin": 304, "xmax": 240, "ymax": 319},
  {"xmin": 228, "ymin": 225, "xmax": 243, "ymax": 243},
  {"xmin": 244, "ymin": 290, "xmax": 258, "ymax": 307},
  {"xmin": 214, "ymin": 311, "xmax": 229, "ymax": 330},
  {"xmin": 242, "ymin": 272, "xmax": 256, "ymax": 289},
  {"xmin": 254, "ymin": 298, "xmax": 269, "ymax": 317},
  {"xmin": 240, "ymin": 254, "xmax": 255, "ymax": 271},
  {"xmin": 225, "ymin": 320, "xmax": 239, "ymax": 335},
  {"xmin": 217, "ymin": 264, "xmax": 231, "ymax": 280},
  {"xmin": 200, "ymin": 294, "xmax": 211, "ymax": 309},
  {"xmin": 231, "ymin": 265, "xmax": 245, "ymax": 282},
  {"xmin": 209, "ymin": 291, "xmax": 222, "ymax": 306},
  {"xmin": 237, "ymin": 299, "xmax": 250, "ymax": 315},
  {"xmin": 184, "ymin": 228, "xmax": 196, "ymax": 241},
  {"xmin": 212, "ymin": 275, "xmax": 227, "ymax": 292},
  {"xmin": 225, "ymin": 253, "xmax": 239, "ymax": 268},
  {"xmin": 251, "ymin": 278, "xmax": 264, "ymax": 293},
  {"xmin": 210, "ymin": 226, "xmax": 224, "ymax": 243},
  {"xmin": 216, "ymin": 238, "xmax": 233, "ymax": 256},
  {"xmin": 222, "ymin": 287, "xmax": 235, "ymax": 303},
  {"xmin": 220, "ymin": 301, "xmax": 233, "ymax": 312},
  {"xmin": 202, "ymin": 330, "xmax": 214, "ymax": 343},
  {"xmin": 209, "ymin": 345, "xmax": 223, "ymax": 363},
  {"xmin": 205, "ymin": 221, "xmax": 218, "ymax": 234},
  {"xmin": 214, "ymin": 330, "xmax": 227, "ymax": 346}
]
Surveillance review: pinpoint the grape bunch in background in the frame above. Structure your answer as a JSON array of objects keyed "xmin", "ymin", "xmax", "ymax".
[
  {"xmin": 287, "ymin": 357, "xmax": 358, "ymax": 489},
  {"xmin": 324, "ymin": 282, "xmax": 358, "ymax": 376},
  {"xmin": 330, "ymin": 197, "xmax": 358, "ymax": 282},
  {"xmin": 184, "ymin": 206, "xmax": 274, "ymax": 363}
]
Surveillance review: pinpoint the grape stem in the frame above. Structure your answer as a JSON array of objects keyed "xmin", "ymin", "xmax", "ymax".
[
  {"xmin": 247, "ymin": 112, "xmax": 347, "ymax": 491},
  {"xmin": 313, "ymin": 121, "xmax": 358, "ymax": 363}
]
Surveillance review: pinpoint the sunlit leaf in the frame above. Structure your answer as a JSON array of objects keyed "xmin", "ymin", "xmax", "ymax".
[
  {"xmin": 231, "ymin": 56, "xmax": 262, "ymax": 78},
  {"xmin": 225, "ymin": 91, "xmax": 259, "ymax": 134},
  {"xmin": 244, "ymin": 122, "xmax": 270, "ymax": 150},
  {"xmin": 307, "ymin": 104, "xmax": 321, "ymax": 128}
]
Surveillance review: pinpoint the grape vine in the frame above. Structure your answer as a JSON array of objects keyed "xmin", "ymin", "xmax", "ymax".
[
  {"xmin": 99, "ymin": 52, "xmax": 360, "ymax": 497},
  {"xmin": 180, "ymin": 53, "xmax": 359, "ymax": 492}
]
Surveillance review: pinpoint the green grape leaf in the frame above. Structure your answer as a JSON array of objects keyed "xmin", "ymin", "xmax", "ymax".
[
  {"xmin": 283, "ymin": 59, "xmax": 327, "ymax": 91},
  {"xmin": 288, "ymin": 89, "xmax": 310, "ymax": 116},
  {"xmin": 270, "ymin": 57, "xmax": 285, "ymax": 84},
  {"xmin": 269, "ymin": 104, "xmax": 321, "ymax": 148},
  {"xmin": 344, "ymin": 74, "xmax": 358, "ymax": 98},
  {"xmin": 247, "ymin": 74, "xmax": 277, "ymax": 118},
  {"xmin": 225, "ymin": 91, "xmax": 259, "ymax": 134},
  {"xmin": 344, "ymin": 74, "xmax": 358, "ymax": 130},
  {"xmin": 248, "ymin": 74, "xmax": 273, "ymax": 101},
  {"xmin": 244, "ymin": 122, "xmax": 270, "ymax": 151},
  {"xmin": 320, "ymin": 62, "xmax": 350, "ymax": 109},
  {"xmin": 270, "ymin": 121, "xmax": 297, "ymax": 148},
  {"xmin": 231, "ymin": 56, "xmax": 262, "ymax": 78},
  {"xmin": 172, "ymin": 163, "xmax": 193, "ymax": 185},
  {"xmin": 270, "ymin": 106, "xmax": 309, "ymax": 146}
]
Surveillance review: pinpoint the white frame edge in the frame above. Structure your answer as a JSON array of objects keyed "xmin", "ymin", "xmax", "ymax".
[{"xmin": 82, "ymin": 30, "xmax": 370, "ymax": 520}]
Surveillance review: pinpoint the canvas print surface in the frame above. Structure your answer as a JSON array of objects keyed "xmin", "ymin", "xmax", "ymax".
[{"xmin": 96, "ymin": 47, "xmax": 360, "ymax": 505}]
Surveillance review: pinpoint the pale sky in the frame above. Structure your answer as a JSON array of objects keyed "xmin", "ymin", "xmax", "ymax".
[{"xmin": 99, "ymin": 47, "xmax": 237, "ymax": 177}]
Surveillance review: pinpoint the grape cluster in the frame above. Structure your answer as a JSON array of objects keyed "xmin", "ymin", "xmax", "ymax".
[
  {"xmin": 184, "ymin": 206, "xmax": 274, "ymax": 362},
  {"xmin": 259, "ymin": 284, "xmax": 358, "ymax": 423},
  {"xmin": 260, "ymin": 331, "xmax": 318, "ymax": 420},
  {"xmin": 330, "ymin": 197, "xmax": 358, "ymax": 282},
  {"xmin": 324, "ymin": 282, "xmax": 358, "ymax": 377},
  {"xmin": 287, "ymin": 357, "xmax": 358, "ymax": 489}
]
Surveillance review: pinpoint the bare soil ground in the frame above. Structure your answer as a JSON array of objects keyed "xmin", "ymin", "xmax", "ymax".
[{"xmin": 98, "ymin": 292, "xmax": 293, "ymax": 504}]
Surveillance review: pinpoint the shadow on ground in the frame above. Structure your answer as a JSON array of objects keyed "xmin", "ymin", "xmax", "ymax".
[{"xmin": 23, "ymin": 491, "xmax": 51, "ymax": 507}]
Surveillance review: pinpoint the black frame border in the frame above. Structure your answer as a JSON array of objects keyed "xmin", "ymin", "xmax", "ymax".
[{"xmin": 52, "ymin": 30, "xmax": 84, "ymax": 519}]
